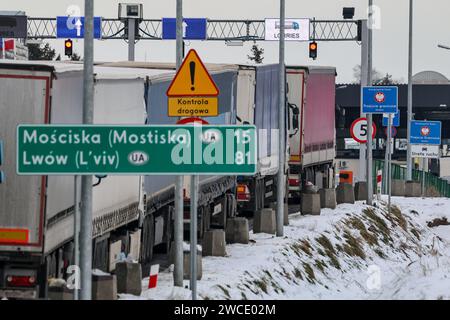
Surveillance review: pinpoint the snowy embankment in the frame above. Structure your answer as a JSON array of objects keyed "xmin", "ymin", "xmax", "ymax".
[{"xmin": 121, "ymin": 197, "xmax": 450, "ymax": 300}]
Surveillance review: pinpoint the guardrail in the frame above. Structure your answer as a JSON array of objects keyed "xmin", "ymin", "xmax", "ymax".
[{"xmin": 373, "ymin": 159, "xmax": 450, "ymax": 197}]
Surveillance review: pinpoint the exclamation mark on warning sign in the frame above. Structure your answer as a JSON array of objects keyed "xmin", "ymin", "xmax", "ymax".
[{"xmin": 190, "ymin": 61, "xmax": 196, "ymax": 91}]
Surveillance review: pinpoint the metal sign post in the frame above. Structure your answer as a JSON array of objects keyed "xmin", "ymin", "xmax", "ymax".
[
  {"xmin": 422, "ymin": 158, "xmax": 426, "ymax": 196},
  {"xmin": 362, "ymin": 86, "xmax": 398, "ymax": 208},
  {"xmin": 276, "ymin": 0, "xmax": 286, "ymax": 237},
  {"xmin": 359, "ymin": 19, "xmax": 368, "ymax": 184},
  {"xmin": 80, "ymin": 0, "xmax": 94, "ymax": 300},
  {"xmin": 387, "ymin": 114, "xmax": 392, "ymax": 214},
  {"xmin": 128, "ymin": 18, "xmax": 135, "ymax": 61},
  {"xmin": 173, "ymin": 0, "xmax": 184, "ymax": 288},
  {"xmin": 407, "ymin": 0, "xmax": 414, "ymax": 181},
  {"xmin": 73, "ymin": 175, "xmax": 80, "ymax": 300},
  {"xmin": 190, "ymin": 174, "xmax": 198, "ymax": 300}
]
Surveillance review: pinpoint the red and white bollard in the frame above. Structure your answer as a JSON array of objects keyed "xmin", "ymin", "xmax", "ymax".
[
  {"xmin": 376, "ymin": 170, "xmax": 382, "ymax": 200},
  {"xmin": 148, "ymin": 264, "xmax": 160, "ymax": 289}
]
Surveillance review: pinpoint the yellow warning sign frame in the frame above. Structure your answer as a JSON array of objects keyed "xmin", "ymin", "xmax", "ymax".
[{"xmin": 166, "ymin": 49, "xmax": 220, "ymax": 97}]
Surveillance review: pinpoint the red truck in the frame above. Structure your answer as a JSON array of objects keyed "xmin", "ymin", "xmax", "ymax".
[{"xmin": 286, "ymin": 66, "xmax": 337, "ymax": 198}]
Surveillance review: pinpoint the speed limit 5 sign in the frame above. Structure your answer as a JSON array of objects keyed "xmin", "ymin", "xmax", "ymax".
[{"xmin": 350, "ymin": 117, "xmax": 377, "ymax": 143}]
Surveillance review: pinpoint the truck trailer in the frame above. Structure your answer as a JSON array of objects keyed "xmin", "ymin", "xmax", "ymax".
[
  {"xmin": 0, "ymin": 61, "xmax": 175, "ymax": 298},
  {"xmin": 234, "ymin": 64, "xmax": 284, "ymax": 213},
  {"xmin": 286, "ymin": 66, "xmax": 337, "ymax": 198},
  {"xmin": 0, "ymin": 60, "xmax": 241, "ymax": 299}
]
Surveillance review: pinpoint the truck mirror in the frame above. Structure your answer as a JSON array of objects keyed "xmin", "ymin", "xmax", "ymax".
[
  {"xmin": 289, "ymin": 104, "xmax": 300, "ymax": 130},
  {"xmin": 292, "ymin": 114, "xmax": 299, "ymax": 130}
]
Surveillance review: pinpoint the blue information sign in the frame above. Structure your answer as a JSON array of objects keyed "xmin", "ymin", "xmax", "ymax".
[
  {"xmin": 362, "ymin": 86, "xmax": 398, "ymax": 114},
  {"xmin": 410, "ymin": 120, "xmax": 441, "ymax": 145},
  {"xmin": 162, "ymin": 18, "xmax": 207, "ymax": 40},
  {"xmin": 383, "ymin": 111, "xmax": 400, "ymax": 127},
  {"xmin": 56, "ymin": 16, "xmax": 102, "ymax": 39}
]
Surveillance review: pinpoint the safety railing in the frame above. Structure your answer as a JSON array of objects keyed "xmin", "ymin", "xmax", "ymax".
[{"xmin": 373, "ymin": 159, "xmax": 450, "ymax": 197}]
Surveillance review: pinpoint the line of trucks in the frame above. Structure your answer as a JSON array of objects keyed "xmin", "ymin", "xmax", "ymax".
[{"xmin": 0, "ymin": 59, "xmax": 336, "ymax": 299}]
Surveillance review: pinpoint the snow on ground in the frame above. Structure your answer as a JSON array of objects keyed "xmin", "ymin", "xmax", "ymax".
[{"xmin": 120, "ymin": 196, "xmax": 450, "ymax": 300}]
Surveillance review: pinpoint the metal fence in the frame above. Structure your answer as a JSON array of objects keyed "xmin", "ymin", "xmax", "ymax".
[{"xmin": 373, "ymin": 159, "xmax": 450, "ymax": 197}]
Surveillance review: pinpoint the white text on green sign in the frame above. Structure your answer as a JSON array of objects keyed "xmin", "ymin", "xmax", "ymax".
[{"xmin": 17, "ymin": 125, "xmax": 257, "ymax": 175}]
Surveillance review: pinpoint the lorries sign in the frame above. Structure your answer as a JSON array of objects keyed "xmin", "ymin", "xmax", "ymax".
[
  {"xmin": 16, "ymin": 125, "xmax": 257, "ymax": 175},
  {"xmin": 264, "ymin": 18, "xmax": 310, "ymax": 41}
]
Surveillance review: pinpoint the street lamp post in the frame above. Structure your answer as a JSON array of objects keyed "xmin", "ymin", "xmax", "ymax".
[{"xmin": 407, "ymin": 0, "xmax": 414, "ymax": 181}]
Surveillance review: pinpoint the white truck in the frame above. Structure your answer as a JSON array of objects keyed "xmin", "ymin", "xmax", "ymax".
[
  {"xmin": 0, "ymin": 60, "xmax": 240, "ymax": 299},
  {"xmin": 0, "ymin": 61, "xmax": 173, "ymax": 298}
]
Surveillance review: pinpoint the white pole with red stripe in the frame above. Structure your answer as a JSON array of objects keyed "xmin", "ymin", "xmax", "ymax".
[
  {"xmin": 376, "ymin": 170, "xmax": 382, "ymax": 200},
  {"xmin": 148, "ymin": 264, "xmax": 160, "ymax": 289}
]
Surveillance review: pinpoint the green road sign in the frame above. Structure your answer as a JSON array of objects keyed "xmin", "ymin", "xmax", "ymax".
[{"xmin": 17, "ymin": 125, "xmax": 257, "ymax": 175}]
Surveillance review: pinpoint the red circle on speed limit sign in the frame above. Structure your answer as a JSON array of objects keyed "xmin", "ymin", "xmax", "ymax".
[{"xmin": 350, "ymin": 117, "xmax": 377, "ymax": 144}]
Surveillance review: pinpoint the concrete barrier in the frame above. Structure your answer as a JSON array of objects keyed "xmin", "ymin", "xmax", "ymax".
[
  {"xmin": 253, "ymin": 208, "xmax": 276, "ymax": 234},
  {"xmin": 336, "ymin": 183, "xmax": 355, "ymax": 204},
  {"xmin": 202, "ymin": 229, "xmax": 226, "ymax": 256},
  {"xmin": 392, "ymin": 179, "xmax": 406, "ymax": 196},
  {"xmin": 405, "ymin": 181, "xmax": 421, "ymax": 197},
  {"xmin": 319, "ymin": 188, "xmax": 337, "ymax": 209},
  {"xmin": 48, "ymin": 284, "xmax": 73, "ymax": 300},
  {"xmin": 354, "ymin": 182, "xmax": 368, "ymax": 201},
  {"xmin": 92, "ymin": 274, "xmax": 117, "ymax": 300},
  {"xmin": 301, "ymin": 193, "xmax": 321, "ymax": 215},
  {"xmin": 225, "ymin": 217, "xmax": 249, "ymax": 244},
  {"xmin": 115, "ymin": 262, "xmax": 142, "ymax": 296},
  {"xmin": 269, "ymin": 202, "xmax": 289, "ymax": 226},
  {"xmin": 183, "ymin": 249, "xmax": 202, "ymax": 280}
]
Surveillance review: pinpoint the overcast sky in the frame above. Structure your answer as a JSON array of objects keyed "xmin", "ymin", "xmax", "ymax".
[{"xmin": 2, "ymin": 0, "xmax": 450, "ymax": 82}]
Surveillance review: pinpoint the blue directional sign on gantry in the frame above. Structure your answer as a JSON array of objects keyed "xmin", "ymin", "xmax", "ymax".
[
  {"xmin": 56, "ymin": 16, "xmax": 102, "ymax": 39},
  {"xmin": 162, "ymin": 18, "xmax": 207, "ymax": 40}
]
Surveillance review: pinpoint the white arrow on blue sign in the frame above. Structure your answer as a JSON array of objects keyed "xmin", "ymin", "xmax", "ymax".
[
  {"xmin": 56, "ymin": 16, "xmax": 102, "ymax": 39},
  {"xmin": 362, "ymin": 86, "xmax": 398, "ymax": 114},
  {"xmin": 383, "ymin": 111, "xmax": 400, "ymax": 127},
  {"xmin": 162, "ymin": 18, "xmax": 207, "ymax": 40}
]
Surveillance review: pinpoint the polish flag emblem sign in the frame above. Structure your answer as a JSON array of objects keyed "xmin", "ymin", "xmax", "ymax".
[
  {"xmin": 374, "ymin": 92, "xmax": 385, "ymax": 103},
  {"xmin": 420, "ymin": 126, "xmax": 431, "ymax": 136}
]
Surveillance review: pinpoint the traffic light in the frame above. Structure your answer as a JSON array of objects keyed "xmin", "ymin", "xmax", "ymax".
[
  {"xmin": 64, "ymin": 39, "xmax": 73, "ymax": 57},
  {"xmin": 309, "ymin": 41, "xmax": 318, "ymax": 60}
]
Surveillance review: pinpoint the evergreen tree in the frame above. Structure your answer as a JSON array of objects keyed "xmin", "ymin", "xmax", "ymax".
[
  {"xmin": 27, "ymin": 42, "xmax": 56, "ymax": 60},
  {"xmin": 248, "ymin": 44, "xmax": 264, "ymax": 64}
]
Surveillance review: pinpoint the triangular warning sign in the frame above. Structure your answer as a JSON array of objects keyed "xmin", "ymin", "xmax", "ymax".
[{"xmin": 167, "ymin": 49, "xmax": 219, "ymax": 97}]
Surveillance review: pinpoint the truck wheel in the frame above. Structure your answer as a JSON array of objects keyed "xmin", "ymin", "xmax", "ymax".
[{"xmin": 140, "ymin": 214, "xmax": 155, "ymax": 263}]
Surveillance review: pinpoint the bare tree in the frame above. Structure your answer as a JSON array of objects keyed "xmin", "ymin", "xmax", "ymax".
[{"xmin": 352, "ymin": 65, "xmax": 400, "ymax": 85}]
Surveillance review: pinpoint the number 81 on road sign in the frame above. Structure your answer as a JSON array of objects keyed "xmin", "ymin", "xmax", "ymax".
[{"xmin": 350, "ymin": 117, "xmax": 377, "ymax": 144}]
